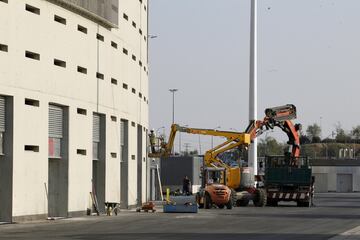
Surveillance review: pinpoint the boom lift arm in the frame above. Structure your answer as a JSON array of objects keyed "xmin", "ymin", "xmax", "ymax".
[
  {"xmin": 148, "ymin": 104, "xmax": 302, "ymax": 189},
  {"xmin": 148, "ymin": 124, "xmax": 251, "ymax": 159}
]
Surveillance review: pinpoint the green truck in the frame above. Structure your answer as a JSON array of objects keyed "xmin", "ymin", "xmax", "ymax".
[{"xmin": 264, "ymin": 155, "xmax": 314, "ymax": 207}]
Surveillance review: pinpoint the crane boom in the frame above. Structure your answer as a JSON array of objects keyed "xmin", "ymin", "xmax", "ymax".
[{"xmin": 148, "ymin": 104, "xmax": 301, "ymax": 189}]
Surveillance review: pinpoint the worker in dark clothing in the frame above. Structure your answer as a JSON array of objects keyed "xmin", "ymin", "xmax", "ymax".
[
  {"xmin": 149, "ymin": 129, "xmax": 156, "ymax": 153},
  {"xmin": 182, "ymin": 176, "xmax": 191, "ymax": 195}
]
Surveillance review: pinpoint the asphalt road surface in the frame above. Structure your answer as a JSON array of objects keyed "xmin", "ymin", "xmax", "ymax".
[{"xmin": 1, "ymin": 193, "xmax": 360, "ymax": 240}]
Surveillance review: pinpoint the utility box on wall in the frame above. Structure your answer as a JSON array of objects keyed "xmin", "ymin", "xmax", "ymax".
[{"xmin": 160, "ymin": 156, "xmax": 203, "ymax": 194}]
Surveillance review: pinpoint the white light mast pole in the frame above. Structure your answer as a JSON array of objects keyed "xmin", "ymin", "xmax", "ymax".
[
  {"xmin": 249, "ymin": 0, "xmax": 258, "ymax": 179},
  {"xmin": 169, "ymin": 89, "xmax": 178, "ymax": 155}
]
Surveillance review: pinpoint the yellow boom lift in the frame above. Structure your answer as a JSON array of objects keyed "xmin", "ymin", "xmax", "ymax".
[{"xmin": 149, "ymin": 104, "xmax": 300, "ymax": 207}]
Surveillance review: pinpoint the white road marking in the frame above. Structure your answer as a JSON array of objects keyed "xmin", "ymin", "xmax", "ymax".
[
  {"xmin": 329, "ymin": 225, "xmax": 360, "ymax": 239},
  {"xmin": 175, "ymin": 215, "xmax": 195, "ymax": 219}
]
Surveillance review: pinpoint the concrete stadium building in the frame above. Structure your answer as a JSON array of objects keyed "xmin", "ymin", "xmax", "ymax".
[{"xmin": 0, "ymin": 0, "xmax": 149, "ymax": 222}]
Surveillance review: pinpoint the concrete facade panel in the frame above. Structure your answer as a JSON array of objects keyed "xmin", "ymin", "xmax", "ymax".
[{"xmin": 0, "ymin": 0, "xmax": 148, "ymax": 220}]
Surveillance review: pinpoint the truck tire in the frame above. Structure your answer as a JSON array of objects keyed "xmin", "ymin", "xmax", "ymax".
[
  {"xmin": 253, "ymin": 189, "xmax": 267, "ymax": 207},
  {"xmin": 297, "ymin": 201, "xmax": 310, "ymax": 207},
  {"xmin": 226, "ymin": 198, "xmax": 233, "ymax": 209},
  {"xmin": 204, "ymin": 193, "xmax": 212, "ymax": 209},
  {"xmin": 236, "ymin": 199, "xmax": 250, "ymax": 207},
  {"xmin": 231, "ymin": 189, "xmax": 237, "ymax": 207},
  {"xmin": 196, "ymin": 193, "xmax": 204, "ymax": 209},
  {"xmin": 266, "ymin": 199, "xmax": 278, "ymax": 207}
]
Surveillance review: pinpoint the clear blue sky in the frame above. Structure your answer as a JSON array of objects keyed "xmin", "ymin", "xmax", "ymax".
[{"xmin": 149, "ymin": 0, "xmax": 360, "ymax": 153}]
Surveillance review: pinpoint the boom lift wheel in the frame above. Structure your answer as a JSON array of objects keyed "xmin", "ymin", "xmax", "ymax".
[
  {"xmin": 196, "ymin": 192, "xmax": 204, "ymax": 209},
  {"xmin": 236, "ymin": 199, "xmax": 250, "ymax": 207},
  {"xmin": 204, "ymin": 192, "xmax": 212, "ymax": 209},
  {"xmin": 253, "ymin": 189, "xmax": 267, "ymax": 207},
  {"xmin": 226, "ymin": 198, "xmax": 233, "ymax": 209}
]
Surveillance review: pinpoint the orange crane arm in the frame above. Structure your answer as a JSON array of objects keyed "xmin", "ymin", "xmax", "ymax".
[{"xmin": 245, "ymin": 104, "xmax": 301, "ymax": 158}]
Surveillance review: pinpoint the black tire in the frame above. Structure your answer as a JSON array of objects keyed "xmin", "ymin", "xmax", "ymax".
[
  {"xmin": 231, "ymin": 189, "xmax": 237, "ymax": 207},
  {"xmin": 297, "ymin": 201, "xmax": 310, "ymax": 207},
  {"xmin": 236, "ymin": 199, "xmax": 250, "ymax": 207},
  {"xmin": 218, "ymin": 204, "xmax": 225, "ymax": 209},
  {"xmin": 226, "ymin": 198, "xmax": 233, "ymax": 209},
  {"xmin": 266, "ymin": 199, "xmax": 278, "ymax": 207},
  {"xmin": 196, "ymin": 193, "xmax": 204, "ymax": 209},
  {"xmin": 253, "ymin": 189, "xmax": 267, "ymax": 207},
  {"xmin": 204, "ymin": 193, "xmax": 212, "ymax": 209}
]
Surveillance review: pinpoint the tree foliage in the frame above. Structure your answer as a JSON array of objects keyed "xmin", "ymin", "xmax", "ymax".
[
  {"xmin": 258, "ymin": 137, "xmax": 285, "ymax": 157},
  {"xmin": 352, "ymin": 125, "xmax": 360, "ymax": 140},
  {"xmin": 306, "ymin": 123, "xmax": 321, "ymax": 143},
  {"xmin": 335, "ymin": 122, "xmax": 351, "ymax": 143}
]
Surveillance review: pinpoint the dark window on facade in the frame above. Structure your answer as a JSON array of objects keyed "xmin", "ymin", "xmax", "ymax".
[
  {"xmin": 0, "ymin": 44, "xmax": 8, "ymax": 52},
  {"xmin": 139, "ymin": 61, "xmax": 142, "ymax": 67},
  {"xmin": 111, "ymin": 116, "xmax": 117, "ymax": 122},
  {"xmin": 77, "ymin": 25, "xmax": 88, "ymax": 34},
  {"xmin": 132, "ymin": 21, "xmax": 136, "ymax": 28},
  {"xmin": 139, "ymin": 92, "xmax": 142, "ymax": 98},
  {"xmin": 96, "ymin": 72, "xmax": 104, "ymax": 80},
  {"xmin": 132, "ymin": 88, "xmax": 136, "ymax": 94},
  {"xmin": 77, "ymin": 149, "xmax": 87, "ymax": 155},
  {"xmin": 0, "ymin": 0, "xmax": 8, "ymax": 3},
  {"xmin": 77, "ymin": 66, "xmax": 87, "ymax": 74},
  {"xmin": 25, "ymin": 51, "xmax": 40, "ymax": 60},
  {"xmin": 123, "ymin": 48, "xmax": 128, "ymax": 55},
  {"xmin": 111, "ymin": 152, "xmax": 117, "ymax": 158},
  {"xmin": 77, "ymin": 108, "xmax": 87, "ymax": 115},
  {"xmin": 54, "ymin": 59, "xmax": 66, "ymax": 68},
  {"xmin": 25, "ymin": 4, "xmax": 40, "ymax": 15},
  {"xmin": 25, "ymin": 145, "xmax": 39, "ymax": 152},
  {"xmin": 123, "ymin": 83, "xmax": 128, "ymax": 89},
  {"xmin": 25, "ymin": 98, "xmax": 40, "ymax": 107},
  {"xmin": 123, "ymin": 13, "xmax": 128, "ymax": 21},
  {"xmin": 54, "ymin": 15, "xmax": 66, "ymax": 25},
  {"xmin": 139, "ymin": 29, "xmax": 142, "ymax": 35},
  {"xmin": 111, "ymin": 78, "xmax": 118, "ymax": 85},
  {"xmin": 111, "ymin": 41, "xmax": 118, "ymax": 49},
  {"xmin": 132, "ymin": 55, "xmax": 136, "ymax": 61},
  {"xmin": 96, "ymin": 33, "xmax": 104, "ymax": 42}
]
